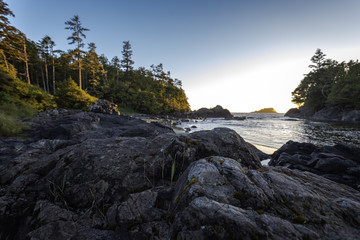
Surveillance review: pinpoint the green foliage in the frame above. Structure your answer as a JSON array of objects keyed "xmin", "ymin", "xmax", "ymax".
[
  {"xmin": 55, "ymin": 77, "xmax": 97, "ymax": 110},
  {"xmin": 292, "ymin": 49, "xmax": 360, "ymax": 111},
  {"xmin": 0, "ymin": 2, "xmax": 191, "ymax": 115},
  {"xmin": 0, "ymin": 66, "xmax": 55, "ymax": 136}
]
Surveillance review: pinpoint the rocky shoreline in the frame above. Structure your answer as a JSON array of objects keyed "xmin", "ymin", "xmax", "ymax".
[
  {"xmin": 1, "ymin": 109, "xmax": 360, "ymax": 239},
  {"xmin": 285, "ymin": 106, "xmax": 360, "ymax": 123}
]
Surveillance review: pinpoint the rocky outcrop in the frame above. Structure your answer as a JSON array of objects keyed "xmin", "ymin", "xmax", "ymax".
[
  {"xmin": 89, "ymin": 99, "xmax": 120, "ymax": 115},
  {"xmin": 284, "ymin": 107, "xmax": 314, "ymax": 119},
  {"xmin": 190, "ymin": 105, "xmax": 233, "ymax": 118},
  {"xmin": 269, "ymin": 140, "xmax": 360, "ymax": 190},
  {"xmin": 170, "ymin": 156, "xmax": 360, "ymax": 239},
  {"xmin": 285, "ymin": 107, "xmax": 360, "ymax": 122},
  {"xmin": 1, "ymin": 110, "xmax": 360, "ymax": 239}
]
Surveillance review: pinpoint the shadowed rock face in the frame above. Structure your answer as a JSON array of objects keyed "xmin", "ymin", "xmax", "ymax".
[
  {"xmin": 0, "ymin": 110, "xmax": 261, "ymax": 239},
  {"xmin": 269, "ymin": 140, "xmax": 360, "ymax": 190},
  {"xmin": 0, "ymin": 110, "xmax": 359, "ymax": 239},
  {"xmin": 170, "ymin": 157, "xmax": 360, "ymax": 239}
]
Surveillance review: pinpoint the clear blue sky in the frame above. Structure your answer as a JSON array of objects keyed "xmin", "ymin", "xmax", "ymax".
[{"xmin": 7, "ymin": 0, "xmax": 360, "ymax": 112}]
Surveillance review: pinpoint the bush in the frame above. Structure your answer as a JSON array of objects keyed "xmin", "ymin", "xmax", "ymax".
[{"xmin": 55, "ymin": 77, "xmax": 98, "ymax": 110}]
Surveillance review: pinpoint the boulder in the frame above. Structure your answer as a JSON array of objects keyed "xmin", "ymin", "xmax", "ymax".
[
  {"xmin": 169, "ymin": 156, "xmax": 360, "ymax": 239},
  {"xmin": 284, "ymin": 107, "xmax": 314, "ymax": 119},
  {"xmin": 269, "ymin": 141, "xmax": 360, "ymax": 190},
  {"xmin": 89, "ymin": 99, "xmax": 120, "ymax": 115}
]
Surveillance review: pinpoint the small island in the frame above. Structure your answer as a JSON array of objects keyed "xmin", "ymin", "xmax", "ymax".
[{"xmin": 251, "ymin": 107, "xmax": 277, "ymax": 113}]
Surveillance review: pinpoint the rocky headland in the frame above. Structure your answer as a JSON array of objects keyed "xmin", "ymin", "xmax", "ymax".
[
  {"xmin": 251, "ymin": 108, "xmax": 277, "ymax": 114},
  {"xmin": 178, "ymin": 105, "xmax": 234, "ymax": 119},
  {"xmin": 1, "ymin": 109, "xmax": 360, "ymax": 239},
  {"xmin": 285, "ymin": 106, "xmax": 360, "ymax": 122}
]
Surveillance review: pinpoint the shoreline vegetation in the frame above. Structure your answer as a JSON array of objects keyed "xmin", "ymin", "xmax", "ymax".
[
  {"xmin": 0, "ymin": 2, "xmax": 190, "ymax": 136},
  {"xmin": 286, "ymin": 49, "xmax": 360, "ymax": 123}
]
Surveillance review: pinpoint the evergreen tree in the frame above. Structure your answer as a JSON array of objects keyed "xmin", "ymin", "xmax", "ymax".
[
  {"xmin": 85, "ymin": 42, "xmax": 102, "ymax": 95},
  {"xmin": 65, "ymin": 15, "xmax": 89, "ymax": 89},
  {"xmin": 121, "ymin": 41, "xmax": 134, "ymax": 72},
  {"xmin": 111, "ymin": 56, "xmax": 120, "ymax": 83},
  {"xmin": 38, "ymin": 35, "xmax": 54, "ymax": 92}
]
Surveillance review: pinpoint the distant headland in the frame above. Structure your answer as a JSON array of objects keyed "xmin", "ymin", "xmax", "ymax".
[{"xmin": 251, "ymin": 108, "xmax": 277, "ymax": 113}]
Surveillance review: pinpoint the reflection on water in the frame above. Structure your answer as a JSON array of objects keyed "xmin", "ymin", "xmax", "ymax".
[{"xmin": 177, "ymin": 113, "xmax": 360, "ymax": 151}]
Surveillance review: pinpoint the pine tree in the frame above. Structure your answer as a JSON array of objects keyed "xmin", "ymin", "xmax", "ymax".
[
  {"xmin": 85, "ymin": 42, "xmax": 102, "ymax": 94},
  {"xmin": 121, "ymin": 41, "xmax": 134, "ymax": 72},
  {"xmin": 65, "ymin": 15, "xmax": 89, "ymax": 89}
]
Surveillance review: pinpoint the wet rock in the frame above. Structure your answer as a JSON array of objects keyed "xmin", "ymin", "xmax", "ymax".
[{"xmin": 269, "ymin": 141, "xmax": 360, "ymax": 190}]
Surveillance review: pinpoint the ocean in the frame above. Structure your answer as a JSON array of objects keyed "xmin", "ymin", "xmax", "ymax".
[{"xmin": 176, "ymin": 113, "xmax": 360, "ymax": 154}]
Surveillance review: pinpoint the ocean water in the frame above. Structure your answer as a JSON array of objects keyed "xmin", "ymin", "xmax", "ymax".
[{"xmin": 177, "ymin": 113, "xmax": 360, "ymax": 153}]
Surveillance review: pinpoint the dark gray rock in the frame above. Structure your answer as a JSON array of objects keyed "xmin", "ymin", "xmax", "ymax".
[
  {"xmin": 270, "ymin": 141, "xmax": 360, "ymax": 190},
  {"xmin": 285, "ymin": 107, "xmax": 314, "ymax": 119},
  {"xmin": 342, "ymin": 110, "xmax": 360, "ymax": 122},
  {"xmin": 89, "ymin": 99, "xmax": 120, "ymax": 115},
  {"xmin": 169, "ymin": 156, "xmax": 360, "ymax": 239},
  {"xmin": 285, "ymin": 107, "xmax": 360, "ymax": 123},
  {"xmin": 312, "ymin": 107, "xmax": 343, "ymax": 121},
  {"xmin": 0, "ymin": 110, "xmax": 261, "ymax": 239},
  {"xmin": 1, "ymin": 110, "xmax": 360, "ymax": 239}
]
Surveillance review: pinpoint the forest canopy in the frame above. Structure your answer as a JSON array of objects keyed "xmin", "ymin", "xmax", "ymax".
[
  {"xmin": 0, "ymin": 0, "xmax": 190, "ymax": 116},
  {"xmin": 291, "ymin": 49, "xmax": 360, "ymax": 111}
]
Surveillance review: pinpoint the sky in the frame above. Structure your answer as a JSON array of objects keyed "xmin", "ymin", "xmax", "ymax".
[{"xmin": 6, "ymin": 0, "xmax": 360, "ymax": 113}]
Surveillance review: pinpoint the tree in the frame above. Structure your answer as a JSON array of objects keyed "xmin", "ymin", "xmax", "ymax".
[
  {"xmin": 65, "ymin": 15, "xmax": 89, "ymax": 89},
  {"xmin": 85, "ymin": 42, "xmax": 102, "ymax": 95},
  {"xmin": 309, "ymin": 48, "xmax": 326, "ymax": 70},
  {"xmin": 121, "ymin": 41, "xmax": 134, "ymax": 72},
  {"xmin": 38, "ymin": 35, "xmax": 54, "ymax": 92},
  {"xmin": 111, "ymin": 56, "xmax": 120, "ymax": 83},
  {"xmin": 0, "ymin": 0, "xmax": 15, "ymax": 70}
]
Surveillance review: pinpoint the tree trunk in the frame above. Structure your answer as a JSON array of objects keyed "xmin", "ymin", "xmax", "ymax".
[
  {"xmin": 44, "ymin": 58, "xmax": 50, "ymax": 93},
  {"xmin": 52, "ymin": 58, "xmax": 56, "ymax": 94},
  {"xmin": 79, "ymin": 60, "xmax": 82, "ymax": 89},
  {"xmin": 116, "ymin": 68, "xmax": 119, "ymax": 85},
  {"xmin": 41, "ymin": 65, "xmax": 46, "ymax": 92},
  {"xmin": 1, "ymin": 50, "xmax": 9, "ymax": 71},
  {"xmin": 23, "ymin": 40, "xmax": 30, "ymax": 85}
]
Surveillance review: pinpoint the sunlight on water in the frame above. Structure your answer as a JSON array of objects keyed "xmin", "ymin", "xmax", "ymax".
[{"xmin": 178, "ymin": 113, "xmax": 360, "ymax": 151}]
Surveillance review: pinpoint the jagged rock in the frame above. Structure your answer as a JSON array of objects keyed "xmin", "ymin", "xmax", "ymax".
[
  {"xmin": 269, "ymin": 140, "xmax": 360, "ymax": 190},
  {"xmin": 89, "ymin": 99, "xmax": 120, "ymax": 115},
  {"xmin": 169, "ymin": 156, "xmax": 360, "ymax": 239},
  {"xmin": 1, "ymin": 110, "xmax": 360, "ymax": 239},
  {"xmin": 0, "ymin": 110, "xmax": 261, "ymax": 239}
]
